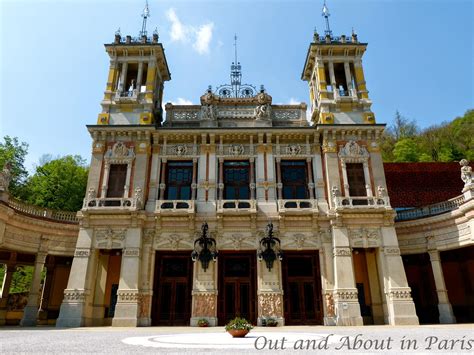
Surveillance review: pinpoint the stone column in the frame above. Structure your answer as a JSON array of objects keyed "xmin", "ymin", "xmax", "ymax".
[
  {"xmin": 124, "ymin": 162, "xmax": 133, "ymax": 197},
  {"xmin": 0, "ymin": 263, "xmax": 15, "ymax": 325},
  {"xmin": 362, "ymin": 161, "xmax": 373, "ymax": 197},
  {"xmin": 112, "ymin": 228, "xmax": 142, "ymax": 327},
  {"xmin": 138, "ymin": 232, "xmax": 154, "ymax": 326},
  {"xmin": 158, "ymin": 160, "xmax": 167, "ymax": 200},
  {"xmin": 192, "ymin": 158, "xmax": 198, "ymax": 200},
  {"xmin": 328, "ymin": 61, "xmax": 336, "ymax": 95},
  {"xmin": 320, "ymin": 231, "xmax": 335, "ymax": 325},
  {"xmin": 340, "ymin": 161, "xmax": 350, "ymax": 197},
  {"xmin": 249, "ymin": 157, "xmax": 255, "ymax": 200},
  {"xmin": 306, "ymin": 158, "xmax": 315, "ymax": 199},
  {"xmin": 145, "ymin": 142, "xmax": 161, "ymax": 212},
  {"xmin": 133, "ymin": 139, "xmax": 150, "ymax": 204},
  {"xmin": 428, "ymin": 250, "xmax": 456, "ymax": 323},
  {"xmin": 136, "ymin": 61, "xmax": 144, "ymax": 93},
  {"xmin": 101, "ymin": 162, "xmax": 111, "ymax": 197},
  {"xmin": 190, "ymin": 259, "xmax": 218, "ymax": 326},
  {"xmin": 275, "ymin": 158, "xmax": 282, "ymax": 199},
  {"xmin": 379, "ymin": 226, "xmax": 419, "ymax": 325},
  {"xmin": 257, "ymin": 255, "xmax": 284, "ymax": 326},
  {"xmin": 344, "ymin": 62, "xmax": 352, "ymax": 93},
  {"xmin": 218, "ymin": 158, "xmax": 224, "ymax": 200},
  {"xmin": 21, "ymin": 252, "xmax": 47, "ymax": 326},
  {"xmin": 56, "ymin": 228, "xmax": 96, "ymax": 327},
  {"xmin": 322, "ymin": 135, "xmax": 341, "ymax": 209},
  {"xmin": 38, "ymin": 258, "xmax": 55, "ymax": 324},
  {"xmin": 118, "ymin": 61, "xmax": 128, "ymax": 94},
  {"xmin": 331, "ymin": 225, "xmax": 363, "ymax": 326},
  {"xmin": 311, "ymin": 142, "xmax": 325, "ymax": 202}
]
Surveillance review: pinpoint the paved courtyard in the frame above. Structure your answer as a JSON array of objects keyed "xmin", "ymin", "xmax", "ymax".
[{"xmin": 0, "ymin": 325, "xmax": 473, "ymax": 354}]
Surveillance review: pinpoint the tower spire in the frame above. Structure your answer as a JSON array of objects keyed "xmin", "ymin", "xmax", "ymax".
[
  {"xmin": 322, "ymin": 0, "xmax": 332, "ymax": 37},
  {"xmin": 230, "ymin": 34, "xmax": 242, "ymax": 98},
  {"xmin": 140, "ymin": 0, "xmax": 150, "ymax": 37}
]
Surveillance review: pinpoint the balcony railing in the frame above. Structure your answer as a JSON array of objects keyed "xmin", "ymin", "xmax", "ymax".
[
  {"xmin": 6, "ymin": 197, "xmax": 78, "ymax": 223},
  {"xmin": 83, "ymin": 197, "xmax": 141, "ymax": 210},
  {"xmin": 217, "ymin": 199, "xmax": 257, "ymax": 214},
  {"xmin": 278, "ymin": 199, "xmax": 318, "ymax": 213},
  {"xmin": 395, "ymin": 195, "xmax": 465, "ymax": 222},
  {"xmin": 333, "ymin": 196, "xmax": 390, "ymax": 210},
  {"xmin": 155, "ymin": 200, "xmax": 195, "ymax": 214}
]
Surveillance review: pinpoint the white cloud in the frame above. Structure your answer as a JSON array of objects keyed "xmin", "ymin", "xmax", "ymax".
[
  {"xmin": 288, "ymin": 98, "xmax": 301, "ymax": 105},
  {"xmin": 166, "ymin": 8, "xmax": 187, "ymax": 42},
  {"xmin": 193, "ymin": 23, "xmax": 214, "ymax": 55},
  {"xmin": 173, "ymin": 98, "xmax": 193, "ymax": 105},
  {"xmin": 165, "ymin": 8, "xmax": 214, "ymax": 55}
]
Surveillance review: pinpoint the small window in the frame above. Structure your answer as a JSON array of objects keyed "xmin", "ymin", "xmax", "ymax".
[
  {"xmin": 281, "ymin": 160, "xmax": 308, "ymax": 199},
  {"xmin": 107, "ymin": 164, "xmax": 127, "ymax": 198},
  {"xmin": 166, "ymin": 161, "xmax": 193, "ymax": 200},
  {"xmin": 223, "ymin": 161, "xmax": 250, "ymax": 200}
]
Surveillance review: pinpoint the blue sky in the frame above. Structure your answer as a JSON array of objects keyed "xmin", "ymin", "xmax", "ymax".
[{"xmin": 1, "ymin": 0, "xmax": 473, "ymax": 171}]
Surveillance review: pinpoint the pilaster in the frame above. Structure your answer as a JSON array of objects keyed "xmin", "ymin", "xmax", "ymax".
[
  {"xmin": 379, "ymin": 226, "xmax": 419, "ymax": 325},
  {"xmin": 190, "ymin": 258, "xmax": 218, "ymax": 326},
  {"xmin": 56, "ymin": 228, "xmax": 95, "ymax": 327},
  {"xmin": 256, "ymin": 257, "xmax": 284, "ymax": 326},
  {"xmin": 20, "ymin": 252, "xmax": 47, "ymax": 326},
  {"xmin": 112, "ymin": 228, "xmax": 142, "ymax": 327},
  {"xmin": 331, "ymin": 225, "xmax": 363, "ymax": 326},
  {"xmin": 428, "ymin": 249, "xmax": 456, "ymax": 323}
]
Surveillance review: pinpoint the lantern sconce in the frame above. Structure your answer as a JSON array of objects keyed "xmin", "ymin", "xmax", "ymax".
[
  {"xmin": 191, "ymin": 222, "xmax": 218, "ymax": 272},
  {"xmin": 257, "ymin": 222, "xmax": 282, "ymax": 271}
]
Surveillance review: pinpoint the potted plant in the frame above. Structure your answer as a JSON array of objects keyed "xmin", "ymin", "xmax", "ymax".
[
  {"xmin": 225, "ymin": 317, "xmax": 253, "ymax": 337},
  {"xmin": 266, "ymin": 318, "xmax": 278, "ymax": 327},
  {"xmin": 197, "ymin": 318, "xmax": 209, "ymax": 327}
]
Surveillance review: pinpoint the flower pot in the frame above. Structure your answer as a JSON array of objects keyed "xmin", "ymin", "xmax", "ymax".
[
  {"xmin": 227, "ymin": 329, "xmax": 249, "ymax": 338},
  {"xmin": 198, "ymin": 324, "xmax": 208, "ymax": 327}
]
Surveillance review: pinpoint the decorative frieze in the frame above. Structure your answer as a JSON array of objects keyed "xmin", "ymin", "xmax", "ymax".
[
  {"xmin": 383, "ymin": 247, "xmax": 401, "ymax": 255},
  {"xmin": 258, "ymin": 293, "xmax": 283, "ymax": 318},
  {"xmin": 334, "ymin": 290, "xmax": 358, "ymax": 301},
  {"xmin": 123, "ymin": 248, "xmax": 140, "ymax": 257},
  {"xmin": 63, "ymin": 290, "xmax": 87, "ymax": 302},
  {"xmin": 74, "ymin": 248, "xmax": 91, "ymax": 257},
  {"xmin": 349, "ymin": 228, "xmax": 380, "ymax": 248},
  {"xmin": 117, "ymin": 290, "xmax": 139, "ymax": 303},
  {"xmin": 192, "ymin": 293, "xmax": 216, "ymax": 317},
  {"xmin": 333, "ymin": 247, "xmax": 352, "ymax": 257},
  {"xmin": 387, "ymin": 289, "xmax": 412, "ymax": 300},
  {"xmin": 95, "ymin": 228, "xmax": 126, "ymax": 249}
]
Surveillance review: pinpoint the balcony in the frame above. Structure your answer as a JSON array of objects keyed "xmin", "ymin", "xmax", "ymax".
[
  {"xmin": 217, "ymin": 199, "xmax": 257, "ymax": 214},
  {"xmin": 155, "ymin": 200, "xmax": 195, "ymax": 215},
  {"xmin": 395, "ymin": 195, "xmax": 465, "ymax": 222},
  {"xmin": 82, "ymin": 197, "xmax": 141, "ymax": 211},
  {"xmin": 333, "ymin": 196, "xmax": 390, "ymax": 211},
  {"xmin": 277, "ymin": 199, "xmax": 318, "ymax": 214}
]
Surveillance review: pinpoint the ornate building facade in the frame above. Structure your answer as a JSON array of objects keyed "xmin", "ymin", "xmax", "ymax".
[{"xmin": 0, "ymin": 3, "xmax": 473, "ymax": 327}]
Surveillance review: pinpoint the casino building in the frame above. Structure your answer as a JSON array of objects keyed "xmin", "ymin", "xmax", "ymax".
[{"xmin": 0, "ymin": 2, "xmax": 472, "ymax": 327}]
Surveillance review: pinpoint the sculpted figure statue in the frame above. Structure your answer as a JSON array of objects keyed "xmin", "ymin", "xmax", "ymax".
[
  {"xmin": 0, "ymin": 162, "xmax": 12, "ymax": 192},
  {"xmin": 201, "ymin": 104, "xmax": 216, "ymax": 120},
  {"xmin": 254, "ymin": 104, "xmax": 270, "ymax": 120},
  {"xmin": 460, "ymin": 159, "xmax": 472, "ymax": 186}
]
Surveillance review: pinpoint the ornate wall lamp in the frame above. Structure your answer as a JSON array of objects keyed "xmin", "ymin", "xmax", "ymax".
[
  {"xmin": 257, "ymin": 222, "xmax": 283, "ymax": 271},
  {"xmin": 191, "ymin": 222, "xmax": 218, "ymax": 271}
]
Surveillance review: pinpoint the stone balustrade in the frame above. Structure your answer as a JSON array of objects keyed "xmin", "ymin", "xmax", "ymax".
[
  {"xmin": 277, "ymin": 199, "xmax": 318, "ymax": 213},
  {"xmin": 333, "ymin": 196, "xmax": 390, "ymax": 210},
  {"xmin": 82, "ymin": 197, "xmax": 142, "ymax": 210},
  {"xmin": 216, "ymin": 199, "xmax": 257, "ymax": 214},
  {"xmin": 155, "ymin": 200, "xmax": 195, "ymax": 214},
  {"xmin": 395, "ymin": 195, "xmax": 465, "ymax": 222},
  {"xmin": 6, "ymin": 197, "xmax": 78, "ymax": 224}
]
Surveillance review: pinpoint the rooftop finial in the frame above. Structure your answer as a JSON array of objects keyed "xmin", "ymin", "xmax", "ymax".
[
  {"xmin": 140, "ymin": 0, "xmax": 150, "ymax": 37},
  {"xmin": 322, "ymin": 0, "xmax": 332, "ymax": 37},
  {"xmin": 233, "ymin": 33, "xmax": 238, "ymax": 65}
]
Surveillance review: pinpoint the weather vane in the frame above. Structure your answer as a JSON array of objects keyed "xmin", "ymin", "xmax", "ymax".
[
  {"xmin": 140, "ymin": 0, "xmax": 150, "ymax": 37},
  {"xmin": 214, "ymin": 34, "xmax": 257, "ymax": 98},
  {"xmin": 322, "ymin": 0, "xmax": 332, "ymax": 37}
]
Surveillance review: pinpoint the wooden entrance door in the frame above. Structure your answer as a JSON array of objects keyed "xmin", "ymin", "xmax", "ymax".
[
  {"xmin": 152, "ymin": 252, "xmax": 193, "ymax": 326},
  {"xmin": 218, "ymin": 252, "xmax": 256, "ymax": 325},
  {"xmin": 282, "ymin": 252, "xmax": 323, "ymax": 325}
]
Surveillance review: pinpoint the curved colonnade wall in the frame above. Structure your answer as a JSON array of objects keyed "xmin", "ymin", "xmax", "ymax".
[{"xmin": 0, "ymin": 192, "xmax": 472, "ymax": 326}]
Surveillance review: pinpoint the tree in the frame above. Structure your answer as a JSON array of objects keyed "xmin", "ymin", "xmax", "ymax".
[
  {"xmin": 23, "ymin": 155, "xmax": 88, "ymax": 211},
  {"xmin": 393, "ymin": 138, "xmax": 419, "ymax": 162},
  {"xmin": 389, "ymin": 110, "xmax": 418, "ymax": 140},
  {"xmin": 0, "ymin": 136, "xmax": 29, "ymax": 197}
]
